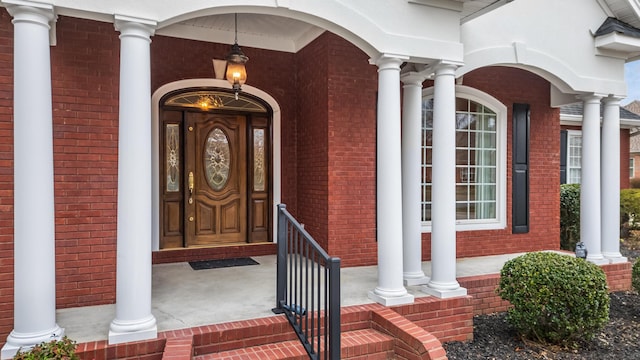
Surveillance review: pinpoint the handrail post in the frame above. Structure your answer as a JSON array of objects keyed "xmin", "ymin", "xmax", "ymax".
[
  {"xmin": 273, "ymin": 204, "xmax": 341, "ymax": 359},
  {"xmin": 328, "ymin": 257, "xmax": 341, "ymax": 360},
  {"xmin": 273, "ymin": 204, "xmax": 288, "ymax": 312}
]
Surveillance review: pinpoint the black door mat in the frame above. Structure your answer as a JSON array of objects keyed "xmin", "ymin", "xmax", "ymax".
[{"xmin": 189, "ymin": 257, "xmax": 259, "ymax": 270}]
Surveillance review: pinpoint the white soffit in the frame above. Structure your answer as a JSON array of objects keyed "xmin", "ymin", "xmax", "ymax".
[{"xmin": 602, "ymin": 0, "xmax": 640, "ymax": 28}]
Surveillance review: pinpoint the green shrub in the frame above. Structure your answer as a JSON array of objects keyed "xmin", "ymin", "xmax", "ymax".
[
  {"xmin": 560, "ymin": 184, "xmax": 580, "ymax": 251},
  {"xmin": 13, "ymin": 337, "xmax": 78, "ymax": 360},
  {"xmin": 633, "ymin": 260, "xmax": 640, "ymax": 293},
  {"xmin": 497, "ymin": 252, "xmax": 609, "ymax": 347},
  {"xmin": 620, "ymin": 189, "xmax": 640, "ymax": 230}
]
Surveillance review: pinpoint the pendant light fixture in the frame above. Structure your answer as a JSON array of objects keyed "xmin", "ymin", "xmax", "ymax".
[{"xmin": 226, "ymin": 13, "xmax": 248, "ymax": 100}]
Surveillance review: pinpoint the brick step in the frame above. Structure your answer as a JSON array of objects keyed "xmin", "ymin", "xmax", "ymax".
[{"xmin": 193, "ymin": 328, "xmax": 395, "ymax": 360}]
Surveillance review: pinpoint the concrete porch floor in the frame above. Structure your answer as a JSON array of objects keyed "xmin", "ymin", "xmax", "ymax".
[{"xmin": 56, "ymin": 252, "xmax": 528, "ymax": 344}]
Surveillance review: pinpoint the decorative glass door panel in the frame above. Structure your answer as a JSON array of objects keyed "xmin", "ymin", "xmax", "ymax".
[
  {"xmin": 204, "ymin": 128, "xmax": 231, "ymax": 191},
  {"xmin": 248, "ymin": 116, "xmax": 270, "ymax": 243},
  {"xmin": 159, "ymin": 111, "xmax": 184, "ymax": 249}
]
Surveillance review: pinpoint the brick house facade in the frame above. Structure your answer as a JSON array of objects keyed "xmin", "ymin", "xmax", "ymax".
[{"xmin": 1, "ymin": 0, "xmax": 639, "ymax": 356}]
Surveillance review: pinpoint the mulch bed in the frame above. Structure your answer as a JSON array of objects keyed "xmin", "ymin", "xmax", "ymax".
[
  {"xmin": 444, "ymin": 291, "xmax": 640, "ymax": 359},
  {"xmin": 444, "ymin": 238, "xmax": 640, "ymax": 359}
]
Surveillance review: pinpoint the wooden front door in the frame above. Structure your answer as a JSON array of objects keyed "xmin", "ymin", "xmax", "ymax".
[
  {"xmin": 159, "ymin": 90, "xmax": 272, "ymax": 250},
  {"xmin": 186, "ymin": 113, "xmax": 247, "ymax": 246}
]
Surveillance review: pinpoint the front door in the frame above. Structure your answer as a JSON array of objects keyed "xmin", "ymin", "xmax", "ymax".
[
  {"xmin": 159, "ymin": 90, "xmax": 272, "ymax": 249},
  {"xmin": 186, "ymin": 113, "xmax": 247, "ymax": 246}
]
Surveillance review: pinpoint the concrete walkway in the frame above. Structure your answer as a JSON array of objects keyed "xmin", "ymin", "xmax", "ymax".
[{"xmin": 56, "ymin": 252, "xmax": 530, "ymax": 344}]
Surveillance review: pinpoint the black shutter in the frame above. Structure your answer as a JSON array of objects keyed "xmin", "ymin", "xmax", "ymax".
[
  {"xmin": 560, "ymin": 130, "xmax": 567, "ymax": 184},
  {"xmin": 512, "ymin": 104, "xmax": 530, "ymax": 233}
]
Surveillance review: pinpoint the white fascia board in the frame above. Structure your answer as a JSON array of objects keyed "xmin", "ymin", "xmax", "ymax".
[
  {"xmin": 560, "ymin": 114, "xmax": 640, "ymax": 129},
  {"xmin": 408, "ymin": 0, "xmax": 463, "ymax": 12},
  {"xmin": 559, "ymin": 114, "xmax": 583, "ymax": 126}
]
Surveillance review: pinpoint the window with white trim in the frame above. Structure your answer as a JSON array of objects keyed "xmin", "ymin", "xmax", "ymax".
[
  {"xmin": 421, "ymin": 86, "xmax": 507, "ymax": 231},
  {"xmin": 630, "ymin": 158, "xmax": 635, "ymax": 179},
  {"xmin": 566, "ymin": 130, "xmax": 582, "ymax": 184}
]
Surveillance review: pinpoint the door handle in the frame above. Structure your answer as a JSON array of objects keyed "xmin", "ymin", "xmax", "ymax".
[{"xmin": 188, "ymin": 171, "xmax": 194, "ymax": 194}]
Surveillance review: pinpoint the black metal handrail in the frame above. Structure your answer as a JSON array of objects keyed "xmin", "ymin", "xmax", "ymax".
[{"xmin": 273, "ymin": 204, "xmax": 341, "ymax": 360}]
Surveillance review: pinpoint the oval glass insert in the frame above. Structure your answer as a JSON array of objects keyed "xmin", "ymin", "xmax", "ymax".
[{"xmin": 204, "ymin": 128, "xmax": 230, "ymax": 191}]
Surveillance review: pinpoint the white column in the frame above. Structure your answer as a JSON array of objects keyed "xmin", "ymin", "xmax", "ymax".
[
  {"xmin": 581, "ymin": 95, "xmax": 607, "ymax": 264},
  {"xmin": 1, "ymin": 2, "xmax": 63, "ymax": 359},
  {"xmin": 401, "ymin": 72, "xmax": 429, "ymax": 286},
  {"xmin": 368, "ymin": 55, "xmax": 414, "ymax": 306},
  {"xmin": 422, "ymin": 63, "xmax": 467, "ymax": 298},
  {"xmin": 109, "ymin": 15, "xmax": 157, "ymax": 344},
  {"xmin": 601, "ymin": 96, "xmax": 627, "ymax": 263}
]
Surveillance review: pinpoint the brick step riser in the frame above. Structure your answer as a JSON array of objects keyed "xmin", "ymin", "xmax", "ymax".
[{"xmin": 193, "ymin": 329, "xmax": 395, "ymax": 360}]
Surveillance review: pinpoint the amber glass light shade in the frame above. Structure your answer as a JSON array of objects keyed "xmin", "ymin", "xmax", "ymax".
[{"xmin": 226, "ymin": 43, "xmax": 248, "ymax": 92}]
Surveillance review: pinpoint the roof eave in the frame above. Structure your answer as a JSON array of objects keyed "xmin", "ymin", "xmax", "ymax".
[
  {"xmin": 595, "ymin": 32, "xmax": 640, "ymax": 59},
  {"xmin": 560, "ymin": 114, "xmax": 640, "ymax": 129}
]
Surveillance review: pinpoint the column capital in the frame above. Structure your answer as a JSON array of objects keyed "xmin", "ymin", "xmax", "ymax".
[
  {"xmin": 114, "ymin": 15, "xmax": 157, "ymax": 39},
  {"xmin": 433, "ymin": 61, "xmax": 462, "ymax": 75},
  {"xmin": 602, "ymin": 95, "xmax": 623, "ymax": 106},
  {"xmin": 578, "ymin": 93, "xmax": 604, "ymax": 104},
  {"xmin": 371, "ymin": 54, "xmax": 408, "ymax": 71},
  {"xmin": 400, "ymin": 71, "xmax": 427, "ymax": 86},
  {"xmin": 3, "ymin": 0, "xmax": 54, "ymax": 25}
]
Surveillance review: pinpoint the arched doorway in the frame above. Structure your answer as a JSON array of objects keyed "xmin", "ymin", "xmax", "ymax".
[{"xmin": 158, "ymin": 88, "xmax": 273, "ymax": 249}]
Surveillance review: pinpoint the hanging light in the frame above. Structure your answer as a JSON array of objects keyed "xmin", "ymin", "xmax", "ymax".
[{"xmin": 226, "ymin": 13, "xmax": 248, "ymax": 100}]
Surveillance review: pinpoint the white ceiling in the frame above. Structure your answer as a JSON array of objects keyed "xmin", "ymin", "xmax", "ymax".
[{"xmin": 155, "ymin": 0, "xmax": 506, "ymax": 53}]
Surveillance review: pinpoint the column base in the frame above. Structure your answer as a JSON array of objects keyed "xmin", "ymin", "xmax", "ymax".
[
  {"xmin": 2, "ymin": 325, "xmax": 64, "ymax": 359},
  {"xmin": 422, "ymin": 286, "xmax": 468, "ymax": 299},
  {"xmin": 422, "ymin": 280, "xmax": 468, "ymax": 299},
  {"xmin": 586, "ymin": 255, "xmax": 610, "ymax": 265},
  {"xmin": 603, "ymin": 252, "xmax": 628, "ymax": 264},
  {"xmin": 368, "ymin": 288, "xmax": 414, "ymax": 306},
  {"xmin": 403, "ymin": 272, "xmax": 429, "ymax": 286},
  {"xmin": 109, "ymin": 315, "xmax": 157, "ymax": 345}
]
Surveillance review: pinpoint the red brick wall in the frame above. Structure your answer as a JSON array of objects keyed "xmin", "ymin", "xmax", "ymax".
[
  {"xmin": 392, "ymin": 296, "xmax": 474, "ymax": 343},
  {"xmin": 602, "ymin": 262, "xmax": 632, "ymax": 292},
  {"xmin": 458, "ymin": 275, "xmax": 510, "ymax": 315},
  {"xmin": 621, "ymin": 129, "xmax": 630, "ymax": 188},
  {"xmin": 50, "ymin": 16, "xmax": 120, "ymax": 309},
  {"xmin": 293, "ymin": 33, "xmax": 330, "ymax": 249},
  {"xmin": 326, "ymin": 34, "xmax": 378, "ymax": 267},
  {"xmin": 0, "ymin": 7, "xmax": 13, "ymax": 348},
  {"xmin": 633, "ymin": 154, "xmax": 640, "ymax": 180},
  {"xmin": 294, "ymin": 32, "xmax": 379, "ymax": 266},
  {"xmin": 420, "ymin": 67, "xmax": 562, "ymax": 260}
]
